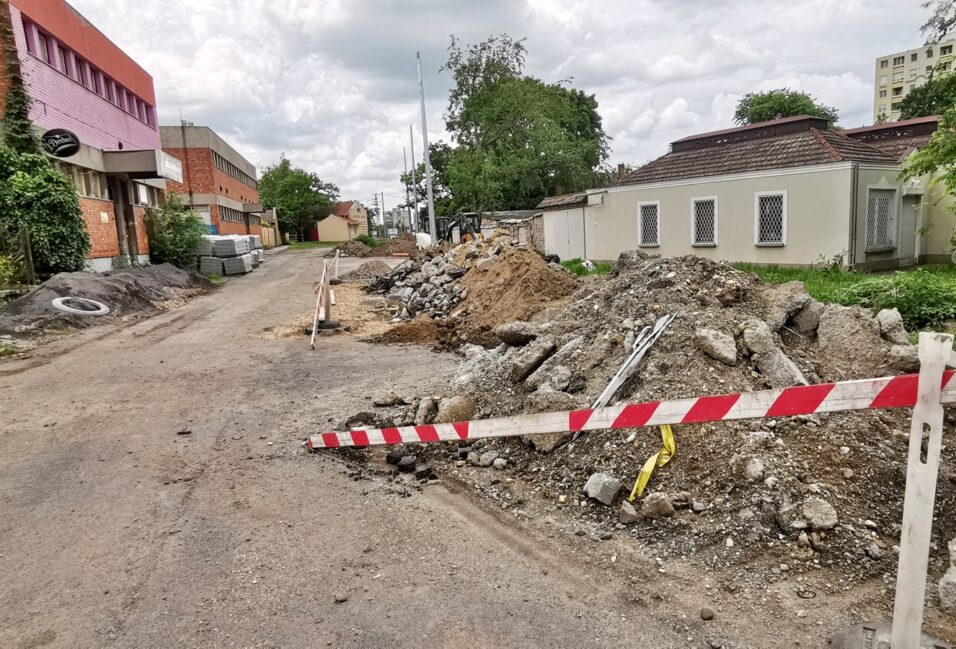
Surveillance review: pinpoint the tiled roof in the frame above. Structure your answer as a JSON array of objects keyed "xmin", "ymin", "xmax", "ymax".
[
  {"xmin": 843, "ymin": 116, "xmax": 939, "ymax": 162},
  {"xmin": 865, "ymin": 135, "xmax": 934, "ymax": 162},
  {"xmin": 333, "ymin": 201, "xmax": 354, "ymax": 217},
  {"xmin": 841, "ymin": 116, "xmax": 940, "ymax": 135},
  {"xmin": 614, "ymin": 127, "xmax": 896, "ymax": 187},
  {"xmin": 537, "ymin": 192, "xmax": 587, "ymax": 209}
]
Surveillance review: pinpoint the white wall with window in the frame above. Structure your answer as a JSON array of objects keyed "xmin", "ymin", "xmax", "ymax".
[
  {"xmin": 638, "ymin": 201, "xmax": 660, "ymax": 247},
  {"xmin": 691, "ymin": 197, "xmax": 717, "ymax": 246},
  {"xmin": 865, "ymin": 188, "xmax": 897, "ymax": 251},
  {"xmin": 754, "ymin": 191, "xmax": 787, "ymax": 246}
]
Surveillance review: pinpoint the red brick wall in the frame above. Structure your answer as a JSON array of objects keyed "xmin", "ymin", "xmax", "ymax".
[
  {"xmin": 217, "ymin": 219, "xmax": 248, "ymax": 236},
  {"xmin": 132, "ymin": 205, "xmax": 149, "ymax": 255},
  {"xmin": 163, "ymin": 147, "xmax": 215, "ymax": 196},
  {"xmin": 212, "ymin": 167, "xmax": 259, "ymax": 205},
  {"xmin": 80, "ymin": 197, "xmax": 118, "ymax": 259}
]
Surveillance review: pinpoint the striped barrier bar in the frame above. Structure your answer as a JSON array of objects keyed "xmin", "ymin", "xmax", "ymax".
[{"xmin": 308, "ymin": 370, "xmax": 956, "ymax": 449}]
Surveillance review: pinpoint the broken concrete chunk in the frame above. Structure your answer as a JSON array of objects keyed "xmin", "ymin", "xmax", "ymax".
[
  {"xmin": 619, "ymin": 501, "xmax": 641, "ymax": 524},
  {"xmin": 434, "ymin": 395, "xmax": 477, "ymax": 424},
  {"xmin": 385, "ymin": 450, "xmax": 403, "ymax": 465},
  {"xmin": 755, "ymin": 348, "xmax": 808, "ymax": 388},
  {"xmin": 414, "ymin": 397, "xmax": 438, "ymax": 425},
  {"xmin": 372, "ymin": 390, "xmax": 406, "ymax": 407},
  {"xmin": 640, "ymin": 492, "xmax": 676, "ymax": 519},
  {"xmin": 526, "ymin": 385, "xmax": 578, "ymax": 414},
  {"xmin": 397, "ymin": 456, "xmax": 416, "ymax": 473},
  {"xmin": 742, "ymin": 319, "xmax": 775, "ymax": 355},
  {"xmin": 939, "ymin": 568, "xmax": 956, "ymax": 613},
  {"xmin": 801, "ymin": 497, "xmax": 838, "ymax": 530},
  {"xmin": 731, "ymin": 454, "xmax": 765, "ymax": 482},
  {"xmin": 876, "ymin": 308, "xmax": 910, "ymax": 345},
  {"xmin": 495, "ymin": 321, "xmax": 539, "ymax": 346},
  {"xmin": 583, "ymin": 472, "xmax": 622, "ymax": 506},
  {"xmin": 817, "ymin": 304, "xmax": 887, "ymax": 378},
  {"xmin": 791, "ymin": 299, "xmax": 824, "ymax": 335},
  {"xmin": 694, "ymin": 327, "xmax": 738, "ymax": 366},
  {"xmin": 527, "ymin": 432, "xmax": 572, "ymax": 453},
  {"xmin": 509, "ymin": 338, "xmax": 557, "ymax": 383},
  {"xmin": 492, "ymin": 457, "xmax": 508, "ymax": 470},
  {"xmin": 760, "ymin": 281, "xmax": 810, "ymax": 331},
  {"xmin": 479, "ymin": 450, "xmax": 499, "ymax": 467},
  {"xmin": 888, "ymin": 344, "xmax": 920, "ymax": 372}
]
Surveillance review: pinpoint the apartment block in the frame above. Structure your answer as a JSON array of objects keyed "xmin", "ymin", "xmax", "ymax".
[
  {"xmin": 160, "ymin": 125, "xmax": 263, "ymax": 237},
  {"xmin": 874, "ymin": 39, "xmax": 956, "ymax": 122}
]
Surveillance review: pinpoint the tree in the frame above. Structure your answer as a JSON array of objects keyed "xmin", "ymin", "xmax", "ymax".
[
  {"xmin": 902, "ymin": 104, "xmax": 956, "ymax": 254},
  {"xmin": 733, "ymin": 89, "xmax": 839, "ymax": 125},
  {"xmin": 400, "ymin": 142, "xmax": 454, "ymax": 227},
  {"xmin": 921, "ymin": 0, "xmax": 956, "ymax": 43},
  {"xmin": 258, "ymin": 157, "xmax": 339, "ymax": 240},
  {"xmin": 899, "ymin": 70, "xmax": 956, "ymax": 119},
  {"xmin": 0, "ymin": 0, "xmax": 39, "ymax": 154},
  {"xmin": 145, "ymin": 192, "xmax": 207, "ymax": 270}
]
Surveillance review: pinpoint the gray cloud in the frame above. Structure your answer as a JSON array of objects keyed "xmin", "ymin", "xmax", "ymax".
[{"xmin": 71, "ymin": 0, "xmax": 923, "ymax": 204}]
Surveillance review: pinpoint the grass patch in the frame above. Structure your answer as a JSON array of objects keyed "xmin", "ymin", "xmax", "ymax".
[
  {"xmin": 561, "ymin": 258, "xmax": 613, "ymax": 276},
  {"xmin": 288, "ymin": 240, "xmax": 339, "ymax": 250},
  {"xmin": 0, "ymin": 343, "xmax": 17, "ymax": 357},
  {"xmin": 736, "ymin": 263, "xmax": 956, "ymax": 330},
  {"xmin": 204, "ymin": 274, "xmax": 224, "ymax": 284},
  {"xmin": 354, "ymin": 234, "xmax": 382, "ymax": 248}
]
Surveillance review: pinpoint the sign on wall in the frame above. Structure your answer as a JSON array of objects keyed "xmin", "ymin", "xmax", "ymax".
[
  {"xmin": 41, "ymin": 129, "xmax": 81, "ymax": 158},
  {"xmin": 157, "ymin": 151, "xmax": 184, "ymax": 183}
]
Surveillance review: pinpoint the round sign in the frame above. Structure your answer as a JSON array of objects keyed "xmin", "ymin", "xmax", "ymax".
[{"xmin": 41, "ymin": 129, "xmax": 81, "ymax": 157}]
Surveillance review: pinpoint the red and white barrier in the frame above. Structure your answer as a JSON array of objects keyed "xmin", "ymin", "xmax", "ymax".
[{"xmin": 307, "ymin": 370, "xmax": 956, "ymax": 449}]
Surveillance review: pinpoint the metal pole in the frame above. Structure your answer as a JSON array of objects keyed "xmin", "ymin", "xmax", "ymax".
[
  {"xmin": 416, "ymin": 52, "xmax": 437, "ymax": 240},
  {"xmin": 403, "ymin": 147, "xmax": 412, "ymax": 233},
  {"xmin": 409, "ymin": 125, "xmax": 419, "ymax": 233}
]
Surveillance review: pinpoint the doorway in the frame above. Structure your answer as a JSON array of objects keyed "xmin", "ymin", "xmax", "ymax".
[
  {"xmin": 898, "ymin": 195, "xmax": 919, "ymax": 266},
  {"xmin": 109, "ymin": 177, "xmax": 139, "ymax": 263}
]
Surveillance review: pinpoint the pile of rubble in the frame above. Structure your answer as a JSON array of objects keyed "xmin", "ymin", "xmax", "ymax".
[
  {"xmin": 333, "ymin": 233, "xmax": 419, "ymax": 258},
  {"xmin": 339, "ymin": 260, "xmax": 394, "ymax": 281},
  {"xmin": 340, "ymin": 251, "xmax": 956, "ymax": 601}
]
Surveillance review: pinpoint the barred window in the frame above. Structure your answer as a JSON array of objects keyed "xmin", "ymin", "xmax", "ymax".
[
  {"xmin": 865, "ymin": 189, "xmax": 897, "ymax": 250},
  {"xmin": 692, "ymin": 198, "xmax": 717, "ymax": 246},
  {"xmin": 638, "ymin": 202, "xmax": 660, "ymax": 247},
  {"xmin": 755, "ymin": 192, "xmax": 786, "ymax": 246}
]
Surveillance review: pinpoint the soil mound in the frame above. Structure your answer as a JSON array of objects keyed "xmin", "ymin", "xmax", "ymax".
[{"xmin": 340, "ymin": 260, "xmax": 393, "ymax": 281}]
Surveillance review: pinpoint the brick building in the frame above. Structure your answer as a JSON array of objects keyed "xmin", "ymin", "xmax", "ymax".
[
  {"xmin": 159, "ymin": 124, "xmax": 262, "ymax": 237},
  {"xmin": 0, "ymin": 0, "xmax": 182, "ymax": 271}
]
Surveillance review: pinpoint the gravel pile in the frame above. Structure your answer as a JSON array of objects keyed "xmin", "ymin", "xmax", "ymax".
[{"xmin": 339, "ymin": 260, "xmax": 394, "ymax": 281}]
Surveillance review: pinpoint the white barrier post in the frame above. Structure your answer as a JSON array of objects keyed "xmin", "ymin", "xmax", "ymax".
[{"xmin": 309, "ymin": 261, "xmax": 330, "ymax": 350}]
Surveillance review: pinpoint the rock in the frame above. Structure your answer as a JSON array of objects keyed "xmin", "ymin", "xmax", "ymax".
[
  {"xmin": 492, "ymin": 458, "xmax": 508, "ymax": 470},
  {"xmin": 865, "ymin": 543, "xmax": 886, "ymax": 560},
  {"xmin": 414, "ymin": 465, "xmax": 433, "ymax": 480},
  {"xmin": 731, "ymin": 454, "xmax": 765, "ymax": 482},
  {"xmin": 701, "ymin": 608, "xmax": 715, "ymax": 621},
  {"xmin": 525, "ymin": 337, "xmax": 585, "ymax": 390},
  {"xmin": 760, "ymin": 281, "xmax": 810, "ymax": 331},
  {"xmin": 742, "ymin": 319, "xmax": 775, "ymax": 355},
  {"xmin": 526, "ymin": 385, "xmax": 578, "ymax": 413},
  {"xmin": 695, "ymin": 328, "xmax": 738, "ymax": 366},
  {"xmin": 776, "ymin": 503, "xmax": 809, "ymax": 532},
  {"xmin": 599, "ymin": 531, "xmax": 613, "ymax": 541},
  {"xmin": 397, "ymin": 456, "xmax": 416, "ymax": 473},
  {"xmin": 542, "ymin": 365, "xmax": 572, "ymax": 391},
  {"xmin": 619, "ymin": 501, "xmax": 641, "ymax": 524},
  {"xmin": 372, "ymin": 390, "xmax": 405, "ymax": 407},
  {"xmin": 528, "ymin": 432, "xmax": 572, "ymax": 453},
  {"xmin": 333, "ymin": 594, "xmax": 349, "ymax": 604},
  {"xmin": 791, "ymin": 299, "xmax": 824, "ymax": 335},
  {"xmin": 434, "ymin": 395, "xmax": 477, "ymax": 424},
  {"xmin": 692, "ymin": 500, "xmax": 707, "ymax": 513},
  {"xmin": 876, "ymin": 308, "xmax": 909, "ymax": 345},
  {"xmin": 495, "ymin": 321, "xmax": 539, "ymax": 346},
  {"xmin": 940, "ymin": 567, "xmax": 956, "ymax": 613},
  {"xmin": 755, "ymin": 348, "xmax": 808, "ymax": 388},
  {"xmin": 641, "ymin": 492, "xmax": 676, "ymax": 518},
  {"xmin": 584, "ymin": 472, "xmax": 622, "ymax": 506},
  {"xmin": 888, "ymin": 344, "xmax": 920, "ymax": 372},
  {"xmin": 817, "ymin": 304, "xmax": 887, "ymax": 378},
  {"xmin": 414, "ymin": 397, "xmax": 438, "ymax": 425},
  {"xmin": 467, "ymin": 451, "xmax": 481, "ymax": 466},
  {"xmin": 801, "ymin": 497, "xmax": 838, "ymax": 530},
  {"xmin": 479, "ymin": 450, "xmax": 499, "ymax": 467},
  {"xmin": 385, "ymin": 451, "xmax": 403, "ymax": 465},
  {"xmin": 510, "ymin": 338, "xmax": 557, "ymax": 383}
]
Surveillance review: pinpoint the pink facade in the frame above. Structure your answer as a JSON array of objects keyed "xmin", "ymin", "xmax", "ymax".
[{"xmin": 10, "ymin": 4, "xmax": 159, "ymax": 152}]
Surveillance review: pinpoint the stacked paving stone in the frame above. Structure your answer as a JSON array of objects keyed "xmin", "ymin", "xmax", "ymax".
[{"xmin": 197, "ymin": 235, "xmax": 264, "ymax": 276}]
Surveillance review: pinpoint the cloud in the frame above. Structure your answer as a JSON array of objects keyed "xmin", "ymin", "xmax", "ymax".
[{"xmin": 69, "ymin": 0, "xmax": 922, "ymax": 202}]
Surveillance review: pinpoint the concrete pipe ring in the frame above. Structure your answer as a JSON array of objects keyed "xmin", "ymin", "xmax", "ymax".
[{"xmin": 51, "ymin": 297, "xmax": 110, "ymax": 316}]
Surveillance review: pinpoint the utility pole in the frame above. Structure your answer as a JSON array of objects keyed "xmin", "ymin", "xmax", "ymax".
[
  {"xmin": 381, "ymin": 192, "xmax": 387, "ymax": 235},
  {"xmin": 409, "ymin": 124, "xmax": 420, "ymax": 233},
  {"xmin": 417, "ymin": 51, "xmax": 437, "ymax": 240},
  {"xmin": 403, "ymin": 146, "xmax": 413, "ymax": 233},
  {"xmin": 371, "ymin": 194, "xmax": 380, "ymax": 238}
]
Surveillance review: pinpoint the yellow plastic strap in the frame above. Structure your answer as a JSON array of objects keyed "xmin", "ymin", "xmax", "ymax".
[{"xmin": 628, "ymin": 425, "xmax": 676, "ymax": 502}]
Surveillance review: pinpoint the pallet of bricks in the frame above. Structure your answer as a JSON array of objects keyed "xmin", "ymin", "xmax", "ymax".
[{"xmin": 197, "ymin": 235, "xmax": 264, "ymax": 276}]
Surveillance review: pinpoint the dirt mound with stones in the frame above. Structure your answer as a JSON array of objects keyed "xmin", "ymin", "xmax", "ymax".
[
  {"xmin": 332, "ymin": 240, "xmax": 372, "ymax": 257},
  {"xmin": 340, "ymin": 260, "xmax": 394, "ymax": 281},
  {"xmin": 339, "ymin": 251, "xmax": 956, "ymax": 618},
  {"xmin": 367, "ymin": 232, "xmax": 417, "ymax": 257},
  {"xmin": 0, "ymin": 263, "xmax": 213, "ymax": 335}
]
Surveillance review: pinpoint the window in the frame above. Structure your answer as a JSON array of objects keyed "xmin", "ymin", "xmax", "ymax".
[
  {"xmin": 942, "ymin": 45, "xmax": 953, "ymax": 55},
  {"xmin": 866, "ymin": 189, "xmax": 897, "ymax": 250},
  {"xmin": 754, "ymin": 192, "xmax": 786, "ymax": 246},
  {"xmin": 912, "ymin": 52, "xmax": 919, "ymax": 62},
  {"xmin": 880, "ymin": 59, "xmax": 889, "ymax": 69},
  {"xmin": 67, "ymin": 53, "xmax": 81, "ymax": 82},
  {"xmin": 878, "ymin": 104, "xmax": 887, "ymax": 114},
  {"xmin": 879, "ymin": 89, "xmax": 887, "ymax": 98},
  {"xmin": 212, "ymin": 151, "xmax": 259, "ymax": 189},
  {"xmin": 54, "ymin": 44, "xmax": 67, "ymax": 73},
  {"xmin": 943, "ymin": 61, "xmax": 952, "ymax": 71},
  {"xmin": 879, "ymin": 75, "xmax": 888, "ymax": 84},
  {"xmin": 220, "ymin": 206, "xmax": 245, "ymax": 223},
  {"xmin": 893, "ymin": 55, "xmax": 905, "ymax": 66},
  {"xmin": 691, "ymin": 198, "xmax": 717, "ymax": 246},
  {"xmin": 54, "ymin": 161, "xmax": 110, "ymax": 200},
  {"xmin": 638, "ymin": 201, "xmax": 660, "ymax": 247},
  {"xmin": 892, "ymin": 86, "xmax": 903, "ymax": 96},
  {"xmin": 892, "ymin": 71, "xmax": 904, "ymax": 82},
  {"xmin": 891, "ymin": 101, "xmax": 902, "ymax": 111},
  {"xmin": 927, "ymin": 47, "xmax": 935, "ymax": 57}
]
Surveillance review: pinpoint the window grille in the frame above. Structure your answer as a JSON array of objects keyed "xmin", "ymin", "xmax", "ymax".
[
  {"xmin": 692, "ymin": 199, "xmax": 716, "ymax": 245},
  {"xmin": 639, "ymin": 203, "xmax": 659, "ymax": 246},
  {"xmin": 866, "ymin": 189, "xmax": 896, "ymax": 249},
  {"xmin": 756, "ymin": 194, "xmax": 785, "ymax": 245}
]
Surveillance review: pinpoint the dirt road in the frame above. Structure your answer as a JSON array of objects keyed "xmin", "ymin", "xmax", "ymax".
[{"xmin": 0, "ymin": 249, "xmax": 713, "ymax": 648}]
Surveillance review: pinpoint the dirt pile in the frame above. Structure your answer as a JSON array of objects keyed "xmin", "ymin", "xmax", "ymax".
[
  {"xmin": 368, "ymin": 236, "xmax": 578, "ymax": 348},
  {"xmin": 0, "ymin": 263, "xmax": 213, "ymax": 334},
  {"xmin": 368, "ymin": 232, "xmax": 417, "ymax": 257},
  {"xmin": 333, "ymin": 241, "xmax": 372, "ymax": 257},
  {"xmin": 339, "ymin": 260, "xmax": 394, "ymax": 281},
  {"xmin": 345, "ymin": 252, "xmax": 956, "ymax": 600}
]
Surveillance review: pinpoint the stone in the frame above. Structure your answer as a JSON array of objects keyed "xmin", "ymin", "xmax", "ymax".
[
  {"xmin": 876, "ymin": 308, "xmax": 909, "ymax": 345},
  {"xmin": 755, "ymin": 348, "xmax": 808, "ymax": 388},
  {"xmin": 731, "ymin": 454, "xmax": 764, "ymax": 482},
  {"xmin": 467, "ymin": 451, "xmax": 481, "ymax": 466},
  {"xmin": 888, "ymin": 344, "xmax": 920, "ymax": 372},
  {"xmin": 385, "ymin": 451, "xmax": 402, "ymax": 465},
  {"xmin": 801, "ymin": 497, "xmax": 838, "ymax": 530},
  {"xmin": 599, "ymin": 532, "xmax": 613, "ymax": 541},
  {"xmin": 334, "ymin": 594, "xmax": 349, "ymax": 604},
  {"xmin": 495, "ymin": 321, "xmax": 539, "ymax": 346},
  {"xmin": 791, "ymin": 299, "xmax": 824, "ymax": 335},
  {"xmin": 434, "ymin": 395, "xmax": 477, "ymax": 424},
  {"xmin": 414, "ymin": 465, "xmax": 433, "ymax": 480},
  {"xmin": 619, "ymin": 501, "xmax": 641, "ymax": 524},
  {"xmin": 372, "ymin": 390, "xmax": 405, "ymax": 407},
  {"xmin": 528, "ymin": 432, "xmax": 572, "ymax": 453},
  {"xmin": 760, "ymin": 281, "xmax": 811, "ymax": 331},
  {"xmin": 700, "ymin": 608, "xmax": 715, "ymax": 621},
  {"xmin": 940, "ymin": 567, "xmax": 956, "ymax": 613},
  {"xmin": 584, "ymin": 472, "xmax": 622, "ymax": 506},
  {"xmin": 640, "ymin": 492, "xmax": 676, "ymax": 519},
  {"xmin": 479, "ymin": 450, "xmax": 499, "ymax": 467},
  {"xmin": 510, "ymin": 338, "xmax": 557, "ymax": 383},
  {"xmin": 492, "ymin": 457, "xmax": 508, "ymax": 470},
  {"xmin": 865, "ymin": 543, "xmax": 886, "ymax": 560},
  {"xmin": 692, "ymin": 500, "xmax": 707, "ymax": 513},
  {"xmin": 742, "ymin": 319, "xmax": 775, "ymax": 355},
  {"xmin": 526, "ymin": 385, "xmax": 578, "ymax": 414},
  {"xmin": 397, "ymin": 456, "xmax": 416, "ymax": 473},
  {"xmin": 694, "ymin": 328, "xmax": 738, "ymax": 366},
  {"xmin": 817, "ymin": 304, "xmax": 887, "ymax": 378},
  {"xmin": 414, "ymin": 397, "xmax": 438, "ymax": 425}
]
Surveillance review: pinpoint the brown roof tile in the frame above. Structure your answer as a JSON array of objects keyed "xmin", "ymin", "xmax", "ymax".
[{"xmin": 537, "ymin": 192, "xmax": 587, "ymax": 209}]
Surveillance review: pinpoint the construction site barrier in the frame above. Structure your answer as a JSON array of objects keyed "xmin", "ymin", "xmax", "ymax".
[
  {"xmin": 309, "ymin": 250, "xmax": 339, "ymax": 350},
  {"xmin": 309, "ymin": 332, "xmax": 956, "ymax": 648}
]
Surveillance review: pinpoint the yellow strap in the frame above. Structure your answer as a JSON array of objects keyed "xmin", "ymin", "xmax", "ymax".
[{"xmin": 628, "ymin": 425, "xmax": 676, "ymax": 501}]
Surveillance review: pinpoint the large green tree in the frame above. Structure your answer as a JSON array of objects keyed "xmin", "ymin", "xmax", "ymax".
[
  {"xmin": 258, "ymin": 157, "xmax": 339, "ymax": 240},
  {"xmin": 921, "ymin": 0, "xmax": 956, "ymax": 43},
  {"xmin": 902, "ymin": 104, "xmax": 956, "ymax": 254},
  {"xmin": 400, "ymin": 142, "xmax": 454, "ymax": 228},
  {"xmin": 1, "ymin": 0, "xmax": 39, "ymax": 154},
  {"xmin": 899, "ymin": 72, "xmax": 956, "ymax": 119},
  {"xmin": 733, "ymin": 88, "xmax": 839, "ymax": 125}
]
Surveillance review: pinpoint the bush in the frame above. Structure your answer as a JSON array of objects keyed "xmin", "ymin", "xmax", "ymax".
[
  {"xmin": 0, "ymin": 148, "xmax": 90, "ymax": 275},
  {"xmin": 145, "ymin": 193, "xmax": 207, "ymax": 269},
  {"xmin": 836, "ymin": 268, "xmax": 956, "ymax": 330},
  {"xmin": 561, "ymin": 257, "xmax": 612, "ymax": 276},
  {"xmin": 0, "ymin": 253, "xmax": 20, "ymax": 286},
  {"xmin": 354, "ymin": 234, "xmax": 381, "ymax": 248}
]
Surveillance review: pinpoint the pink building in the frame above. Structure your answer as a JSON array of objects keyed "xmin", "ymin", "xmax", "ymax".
[{"xmin": 1, "ymin": 0, "xmax": 183, "ymax": 270}]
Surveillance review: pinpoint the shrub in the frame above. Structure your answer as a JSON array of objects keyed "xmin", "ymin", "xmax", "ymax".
[
  {"xmin": 561, "ymin": 257, "xmax": 612, "ymax": 276},
  {"xmin": 836, "ymin": 268, "xmax": 956, "ymax": 330},
  {"xmin": 145, "ymin": 193, "xmax": 207, "ymax": 269},
  {"xmin": 354, "ymin": 234, "xmax": 381, "ymax": 248},
  {"xmin": 0, "ymin": 253, "xmax": 20, "ymax": 286}
]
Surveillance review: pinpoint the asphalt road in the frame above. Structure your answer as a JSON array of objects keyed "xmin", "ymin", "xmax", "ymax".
[{"xmin": 0, "ymin": 250, "xmax": 692, "ymax": 648}]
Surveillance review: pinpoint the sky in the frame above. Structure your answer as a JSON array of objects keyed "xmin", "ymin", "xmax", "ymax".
[{"xmin": 71, "ymin": 0, "xmax": 925, "ymax": 208}]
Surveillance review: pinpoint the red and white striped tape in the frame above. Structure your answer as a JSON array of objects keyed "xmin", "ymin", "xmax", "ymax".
[{"xmin": 307, "ymin": 371, "xmax": 956, "ymax": 449}]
